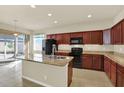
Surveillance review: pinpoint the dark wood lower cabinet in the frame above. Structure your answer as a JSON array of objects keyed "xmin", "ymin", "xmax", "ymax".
[
  {"xmin": 56, "ymin": 52, "xmax": 124, "ymax": 87},
  {"xmin": 92, "ymin": 55, "xmax": 104, "ymax": 70},
  {"xmin": 110, "ymin": 62, "xmax": 117, "ymax": 86},
  {"xmin": 82, "ymin": 54, "xmax": 93, "ymax": 69},
  {"xmin": 104, "ymin": 56, "xmax": 117, "ymax": 86},
  {"xmin": 68, "ymin": 61, "xmax": 73, "ymax": 86},
  {"xmin": 117, "ymin": 64, "xmax": 124, "ymax": 87},
  {"xmin": 104, "ymin": 57, "xmax": 111, "ymax": 78},
  {"xmin": 82, "ymin": 54, "xmax": 104, "ymax": 71}
]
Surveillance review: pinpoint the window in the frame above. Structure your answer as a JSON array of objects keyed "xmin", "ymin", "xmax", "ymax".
[
  {"xmin": 17, "ymin": 34, "xmax": 25, "ymax": 55},
  {"xmin": 33, "ymin": 34, "xmax": 45, "ymax": 54},
  {"xmin": 0, "ymin": 34, "xmax": 25, "ymax": 60},
  {"xmin": 0, "ymin": 35, "xmax": 15, "ymax": 59}
]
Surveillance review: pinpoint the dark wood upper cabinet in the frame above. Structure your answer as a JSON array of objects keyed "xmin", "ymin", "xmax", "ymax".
[
  {"xmin": 55, "ymin": 33, "xmax": 70, "ymax": 44},
  {"xmin": 111, "ymin": 22, "xmax": 122, "ymax": 44},
  {"xmin": 121, "ymin": 20, "xmax": 124, "ymax": 44},
  {"xmin": 103, "ymin": 29, "xmax": 111, "ymax": 45},
  {"xmin": 111, "ymin": 27, "xmax": 114, "ymax": 44},
  {"xmin": 55, "ymin": 34, "xmax": 63, "ymax": 44},
  {"xmin": 115, "ymin": 22, "xmax": 122, "ymax": 44},
  {"xmin": 47, "ymin": 34, "xmax": 56, "ymax": 39},
  {"xmin": 90, "ymin": 31, "xmax": 103, "ymax": 44},
  {"xmin": 82, "ymin": 32, "xmax": 91, "ymax": 44},
  {"xmin": 62, "ymin": 33, "xmax": 70, "ymax": 44},
  {"xmin": 70, "ymin": 32, "xmax": 83, "ymax": 38}
]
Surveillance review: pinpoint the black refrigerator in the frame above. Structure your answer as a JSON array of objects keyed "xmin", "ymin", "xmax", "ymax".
[{"xmin": 45, "ymin": 39, "xmax": 57, "ymax": 55}]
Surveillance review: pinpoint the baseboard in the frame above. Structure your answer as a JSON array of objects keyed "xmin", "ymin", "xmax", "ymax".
[{"xmin": 22, "ymin": 76, "xmax": 53, "ymax": 87}]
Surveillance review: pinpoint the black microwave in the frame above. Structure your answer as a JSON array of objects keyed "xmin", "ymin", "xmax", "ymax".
[{"xmin": 70, "ymin": 37, "xmax": 83, "ymax": 44}]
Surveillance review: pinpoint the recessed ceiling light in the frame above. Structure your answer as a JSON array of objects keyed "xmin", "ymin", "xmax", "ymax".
[
  {"xmin": 88, "ymin": 14, "xmax": 92, "ymax": 18},
  {"xmin": 48, "ymin": 13, "xmax": 52, "ymax": 17},
  {"xmin": 13, "ymin": 33, "xmax": 18, "ymax": 36},
  {"xmin": 54, "ymin": 21, "xmax": 58, "ymax": 24},
  {"xmin": 30, "ymin": 5, "xmax": 36, "ymax": 8}
]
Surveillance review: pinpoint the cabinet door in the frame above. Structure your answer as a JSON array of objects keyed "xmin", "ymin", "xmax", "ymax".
[
  {"xmin": 55, "ymin": 34, "xmax": 63, "ymax": 44},
  {"xmin": 82, "ymin": 32, "xmax": 92, "ymax": 44},
  {"xmin": 117, "ymin": 70, "xmax": 124, "ymax": 87},
  {"xmin": 111, "ymin": 22, "xmax": 122, "ymax": 44},
  {"xmin": 104, "ymin": 57, "xmax": 111, "ymax": 78},
  {"xmin": 82, "ymin": 55, "xmax": 92, "ymax": 69},
  {"xmin": 103, "ymin": 29, "xmax": 111, "ymax": 45},
  {"xmin": 122, "ymin": 20, "xmax": 124, "ymax": 44},
  {"xmin": 92, "ymin": 55, "xmax": 103, "ymax": 71},
  {"xmin": 47, "ymin": 34, "xmax": 56, "ymax": 39},
  {"xmin": 115, "ymin": 23, "xmax": 122, "ymax": 44},
  {"xmin": 62, "ymin": 33, "xmax": 70, "ymax": 44},
  {"xmin": 111, "ymin": 27, "xmax": 114, "ymax": 44},
  {"xmin": 91, "ymin": 31, "xmax": 103, "ymax": 44},
  {"xmin": 70, "ymin": 32, "xmax": 83, "ymax": 38},
  {"xmin": 68, "ymin": 61, "xmax": 73, "ymax": 86},
  {"xmin": 110, "ymin": 63, "xmax": 117, "ymax": 86},
  {"xmin": 117, "ymin": 64, "xmax": 124, "ymax": 87}
]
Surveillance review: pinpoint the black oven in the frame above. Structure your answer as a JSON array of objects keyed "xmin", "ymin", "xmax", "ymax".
[
  {"xmin": 69, "ymin": 48, "xmax": 83, "ymax": 68},
  {"xmin": 70, "ymin": 37, "xmax": 82, "ymax": 44}
]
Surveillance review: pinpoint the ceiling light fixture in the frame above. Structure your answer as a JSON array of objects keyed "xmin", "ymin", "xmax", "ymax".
[
  {"xmin": 30, "ymin": 5, "xmax": 36, "ymax": 8},
  {"xmin": 13, "ymin": 20, "xmax": 18, "ymax": 36},
  {"xmin": 48, "ymin": 13, "xmax": 52, "ymax": 17},
  {"xmin": 54, "ymin": 21, "xmax": 58, "ymax": 24},
  {"xmin": 13, "ymin": 33, "xmax": 18, "ymax": 36},
  {"xmin": 88, "ymin": 14, "xmax": 92, "ymax": 18}
]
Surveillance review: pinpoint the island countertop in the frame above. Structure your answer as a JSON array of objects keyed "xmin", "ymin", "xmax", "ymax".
[{"xmin": 16, "ymin": 54, "xmax": 73, "ymax": 67}]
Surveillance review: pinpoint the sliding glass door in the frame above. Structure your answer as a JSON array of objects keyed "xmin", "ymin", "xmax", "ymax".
[{"xmin": 0, "ymin": 35, "xmax": 15, "ymax": 60}]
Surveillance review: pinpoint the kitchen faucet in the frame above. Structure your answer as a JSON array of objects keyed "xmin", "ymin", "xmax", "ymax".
[{"xmin": 52, "ymin": 44, "xmax": 57, "ymax": 57}]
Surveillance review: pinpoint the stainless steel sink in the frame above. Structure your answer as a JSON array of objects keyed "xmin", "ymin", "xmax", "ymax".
[
  {"xmin": 47, "ymin": 55, "xmax": 67, "ymax": 60},
  {"xmin": 55, "ymin": 56, "xmax": 66, "ymax": 59}
]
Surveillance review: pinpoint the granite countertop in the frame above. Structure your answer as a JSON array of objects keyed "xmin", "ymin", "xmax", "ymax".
[
  {"xmin": 56, "ymin": 50, "xmax": 124, "ymax": 67},
  {"xmin": 16, "ymin": 54, "xmax": 73, "ymax": 67}
]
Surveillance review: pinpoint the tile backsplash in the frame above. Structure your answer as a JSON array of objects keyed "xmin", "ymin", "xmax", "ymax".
[
  {"xmin": 58, "ymin": 44, "xmax": 114, "ymax": 52},
  {"xmin": 114, "ymin": 45, "xmax": 124, "ymax": 54},
  {"xmin": 58, "ymin": 44, "xmax": 124, "ymax": 54}
]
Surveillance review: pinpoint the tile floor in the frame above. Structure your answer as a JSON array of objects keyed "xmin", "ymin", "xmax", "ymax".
[
  {"xmin": 0, "ymin": 60, "xmax": 113, "ymax": 87},
  {"xmin": 70, "ymin": 68, "xmax": 113, "ymax": 87}
]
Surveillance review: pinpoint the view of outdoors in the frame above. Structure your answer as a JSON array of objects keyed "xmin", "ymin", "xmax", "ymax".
[
  {"xmin": 0, "ymin": 34, "xmax": 25, "ymax": 60},
  {"xmin": 18, "ymin": 34, "xmax": 25, "ymax": 55},
  {"xmin": 33, "ymin": 34, "xmax": 45, "ymax": 54}
]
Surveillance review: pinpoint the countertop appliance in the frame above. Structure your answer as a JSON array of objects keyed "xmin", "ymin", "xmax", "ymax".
[
  {"xmin": 70, "ymin": 37, "xmax": 83, "ymax": 44},
  {"xmin": 69, "ymin": 47, "xmax": 83, "ymax": 68},
  {"xmin": 45, "ymin": 39, "xmax": 57, "ymax": 55}
]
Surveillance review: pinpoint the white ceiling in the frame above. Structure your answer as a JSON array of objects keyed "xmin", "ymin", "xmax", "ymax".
[{"xmin": 0, "ymin": 5, "xmax": 124, "ymax": 31}]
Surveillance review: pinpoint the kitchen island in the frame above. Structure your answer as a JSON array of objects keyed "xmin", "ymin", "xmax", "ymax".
[{"xmin": 17, "ymin": 54, "xmax": 73, "ymax": 87}]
